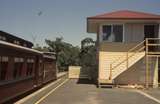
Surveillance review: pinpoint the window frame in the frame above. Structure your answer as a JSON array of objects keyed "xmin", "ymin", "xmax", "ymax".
[
  {"xmin": 100, "ymin": 24, "xmax": 124, "ymax": 42},
  {"xmin": 13, "ymin": 57, "xmax": 24, "ymax": 79},
  {"xmin": 0, "ymin": 56, "xmax": 9, "ymax": 81},
  {"xmin": 39, "ymin": 59, "xmax": 43, "ymax": 76},
  {"xmin": 26, "ymin": 58, "xmax": 35, "ymax": 76}
]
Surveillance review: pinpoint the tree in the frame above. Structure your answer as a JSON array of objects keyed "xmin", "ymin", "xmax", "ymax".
[
  {"xmin": 33, "ymin": 44, "xmax": 49, "ymax": 52},
  {"xmin": 80, "ymin": 37, "xmax": 96, "ymax": 66},
  {"xmin": 45, "ymin": 37, "xmax": 64, "ymax": 59},
  {"xmin": 45, "ymin": 37, "xmax": 80, "ymax": 71},
  {"xmin": 81, "ymin": 37, "xmax": 95, "ymax": 49},
  {"xmin": 34, "ymin": 37, "xmax": 96, "ymax": 76},
  {"xmin": 80, "ymin": 37, "xmax": 97, "ymax": 80}
]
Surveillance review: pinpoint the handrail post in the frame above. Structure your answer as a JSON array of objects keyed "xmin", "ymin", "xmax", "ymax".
[
  {"xmin": 146, "ymin": 38, "xmax": 148, "ymax": 54},
  {"xmin": 145, "ymin": 38, "xmax": 149, "ymax": 89},
  {"xmin": 109, "ymin": 64, "xmax": 112, "ymax": 80},
  {"xmin": 126, "ymin": 52, "xmax": 128, "ymax": 69}
]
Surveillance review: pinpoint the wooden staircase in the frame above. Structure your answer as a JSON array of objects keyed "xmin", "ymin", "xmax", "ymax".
[
  {"xmin": 98, "ymin": 38, "xmax": 160, "ymax": 88},
  {"xmin": 98, "ymin": 40, "xmax": 146, "ymax": 88},
  {"xmin": 111, "ymin": 52, "xmax": 145, "ymax": 79}
]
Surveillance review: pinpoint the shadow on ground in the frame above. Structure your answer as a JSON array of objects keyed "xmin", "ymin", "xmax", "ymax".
[{"xmin": 76, "ymin": 78, "xmax": 95, "ymax": 85}]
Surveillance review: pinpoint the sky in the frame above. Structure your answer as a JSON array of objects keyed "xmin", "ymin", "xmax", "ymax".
[{"xmin": 0, "ymin": 0, "xmax": 160, "ymax": 47}]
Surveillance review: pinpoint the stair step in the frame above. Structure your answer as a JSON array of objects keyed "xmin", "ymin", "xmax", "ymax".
[
  {"xmin": 98, "ymin": 79, "xmax": 113, "ymax": 84},
  {"xmin": 99, "ymin": 84, "xmax": 114, "ymax": 88},
  {"xmin": 98, "ymin": 79, "xmax": 114, "ymax": 88}
]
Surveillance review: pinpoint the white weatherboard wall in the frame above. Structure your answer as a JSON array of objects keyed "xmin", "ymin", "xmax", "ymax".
[
  {"xmin": 124, "ymin": 23, "xmax": 144, "ymax": 42},
  {"xmin": 69, "ymin": 66, "xmax": 81, "ymax": 78},
  {"xmin": 98, "ymin": 42, "xmax": 147, "ymax": 85},
  {"xmin": 98, "ymin": 51, "xmax": 145, "ymax": 81},
  {"xmin": 68, "ymin": 66, "xmax": 90, "ymax": 79},
  {"xmin": 98, "ymin": 51, "xmax": 127, "ymax": 80}
]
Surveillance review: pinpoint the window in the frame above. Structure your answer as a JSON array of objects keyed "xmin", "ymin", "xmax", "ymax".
[
  {"xmin": 14, "ymin": 40, "xmax": 20, "ymax": 45},
  {"xmin": 0, "ymin": 56, "xmax": 8, "ymax": 81},
  {"xmin": 0, "ymin": 36, "xmax": 6, "ymax": 41},
  {"xmin": 23, "ymin": 43, "xmax": 27, "ymax": 47},
  {"xmin": 39, "ymin": 60, "xmax": 43, "ymax": 76},
  {"xmin": 0, "ymin": 36, "xmax": 2, "ymax": 40},
  {"xmin": 26, "ymin": 59, "xmax": 35, "ymax": 76},
  {"xmin": 102, "ymin": 25, "xmax": 123, "ymax": 42},
  {"xmin": 13, "ymin": 57, "xmax": 24, "ymax": 78}
]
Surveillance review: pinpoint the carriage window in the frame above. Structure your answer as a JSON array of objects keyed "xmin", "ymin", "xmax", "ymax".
[
  {"xmin": 13, "ymin": 57, "xmax": 24, "ymax": 79},
  {"xmin": 0, "ymin": 36, "xmax": 6, "ymax": 41},
  {"xmin": 14, "ymin": 40, "xmax": 20, "ymax": 45},
  {"xmin": 26, "ymin": 59, "xmax": 35, "ymax": 76},
  {"xmin": 0, "ymin": 36, "xmax": 2, "ymax": 40},
  {"xmin": 0, "ymin": 56, "xmax": 8, "ymax": 81},
  {"xmin": 102, "ymin": 25, "xmax": 123, "ymax": 42},
  {"xmin": 39, "ymin": 60, "xmax": 43, "ymax": 76},
  {"xmin": 23, "ymin": 43, "xmax": 27, "ymax": 47}
]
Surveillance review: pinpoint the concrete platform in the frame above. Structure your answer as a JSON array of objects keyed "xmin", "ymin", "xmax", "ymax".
[
  {"xmin": 34, "ymin": 79, "xmax": 160, "ymax": 104},
  {"xmin": 15, "ymin": 72, "xmax": 68, "ymax": 104},
  {"xmin": 143, "ymin": 88, "xmax": 160, "ymax": 101}
]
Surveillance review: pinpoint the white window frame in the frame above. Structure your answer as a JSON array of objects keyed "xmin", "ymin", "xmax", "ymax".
[{"xmin": 100, "ymin": 23, "xmax": 124, "ymax": 42}]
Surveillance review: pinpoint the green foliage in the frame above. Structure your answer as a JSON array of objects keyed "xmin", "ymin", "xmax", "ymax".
[
  {"xmin": 34, "ymin": 37, "xmax": 96, "ymax": 73},
  {"xmin": 33, "ymin": 44, "xmax": 49, "ymax": 52},
  {"xmin": 80, "ymin": 37, "xmax": 96, "ymax": 66},
  {"xmin": 45, "ymin": 37, "xmax": 80, "ymax": 71},
  {"xmin": 80, "ymin": 37, "xmax": 97, "ymax": 80}
]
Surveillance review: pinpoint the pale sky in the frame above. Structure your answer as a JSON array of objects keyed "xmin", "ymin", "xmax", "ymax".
[{"xmin": 0, "ymin": 0, "xmax": 160, "ymax": 46}]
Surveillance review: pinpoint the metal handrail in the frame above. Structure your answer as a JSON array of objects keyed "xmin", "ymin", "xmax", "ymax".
[
  {"xmin": 109, "ymin": 38, "xmax": 160, "ymax": 80},
  {"xmin": 109, "ymin": 40, "xmax": 146, "ymax": 79},
  {"xmin": 110, "ymin": 40, "xmax": 145, "ymax": 66},
  {"xmin": 110, "ymin": 55, "xmax": 125, "ymax": 65},
  {"xmin": 128, "ymin": 40, "xmax": 145, "ymax": 52},
  {"xmin": 147, "ymin": 44, "xmax": 160, "ymax": 46},
  {"xmin": 145, "ymin": 38, "xmax": 160, "ymax": 88},
  {"xmin": 146, "ymin": 38, "xmax": 160, "ymax": 54},
  {"xmin": 146, "ymin": 38, "xmax": 160, "ymax": 40}
]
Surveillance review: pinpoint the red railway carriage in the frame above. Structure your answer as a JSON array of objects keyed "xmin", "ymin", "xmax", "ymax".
[
  {"xmin": 0, "ymin": 40, "xmax": 57, "ymax": 103},
  {"xmin": 0, "ymin": 40, "xmax": 42, "ymax": 103},
  {"xmin": 43, "ymin": 52, "xmax": 57, "ymax": 84}
]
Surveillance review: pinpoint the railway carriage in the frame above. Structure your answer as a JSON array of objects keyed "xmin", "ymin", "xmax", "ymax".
[
  {"xmin": 43, "ymin": 52, "xmax": 57, "ymax": 84},
  {"xmin": 0, "ymin": 40, "xmax": 57, "ymax": 103}
]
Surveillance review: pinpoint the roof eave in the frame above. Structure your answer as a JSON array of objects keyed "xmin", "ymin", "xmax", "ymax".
[{"xmin": 87, "ymin": 17, "xmax": 160, "ymax": 20}]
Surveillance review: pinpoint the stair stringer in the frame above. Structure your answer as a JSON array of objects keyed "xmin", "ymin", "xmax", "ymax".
[{"xmin": 111, "ymin": 52, "xmax": 145, "ymax": 80}]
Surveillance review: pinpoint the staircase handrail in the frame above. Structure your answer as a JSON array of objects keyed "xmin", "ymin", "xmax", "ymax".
[
  {"xmin": 145, "ymin": 38, "xmax": 160, "ymax": 88},
  {"xmin": 110, "ymin": 40, "xmax": 145, "ymax": 66},
  {"xmin": 109, "ymin": 40, "xmax": 145, "ymax": 80},
  {"xmin": 128, "ymin": 40, "xmax": 145, "ymax": 52},
  {"xmin": 146, "ymin": 38, "xmax": 160, "ymax": 55}
]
